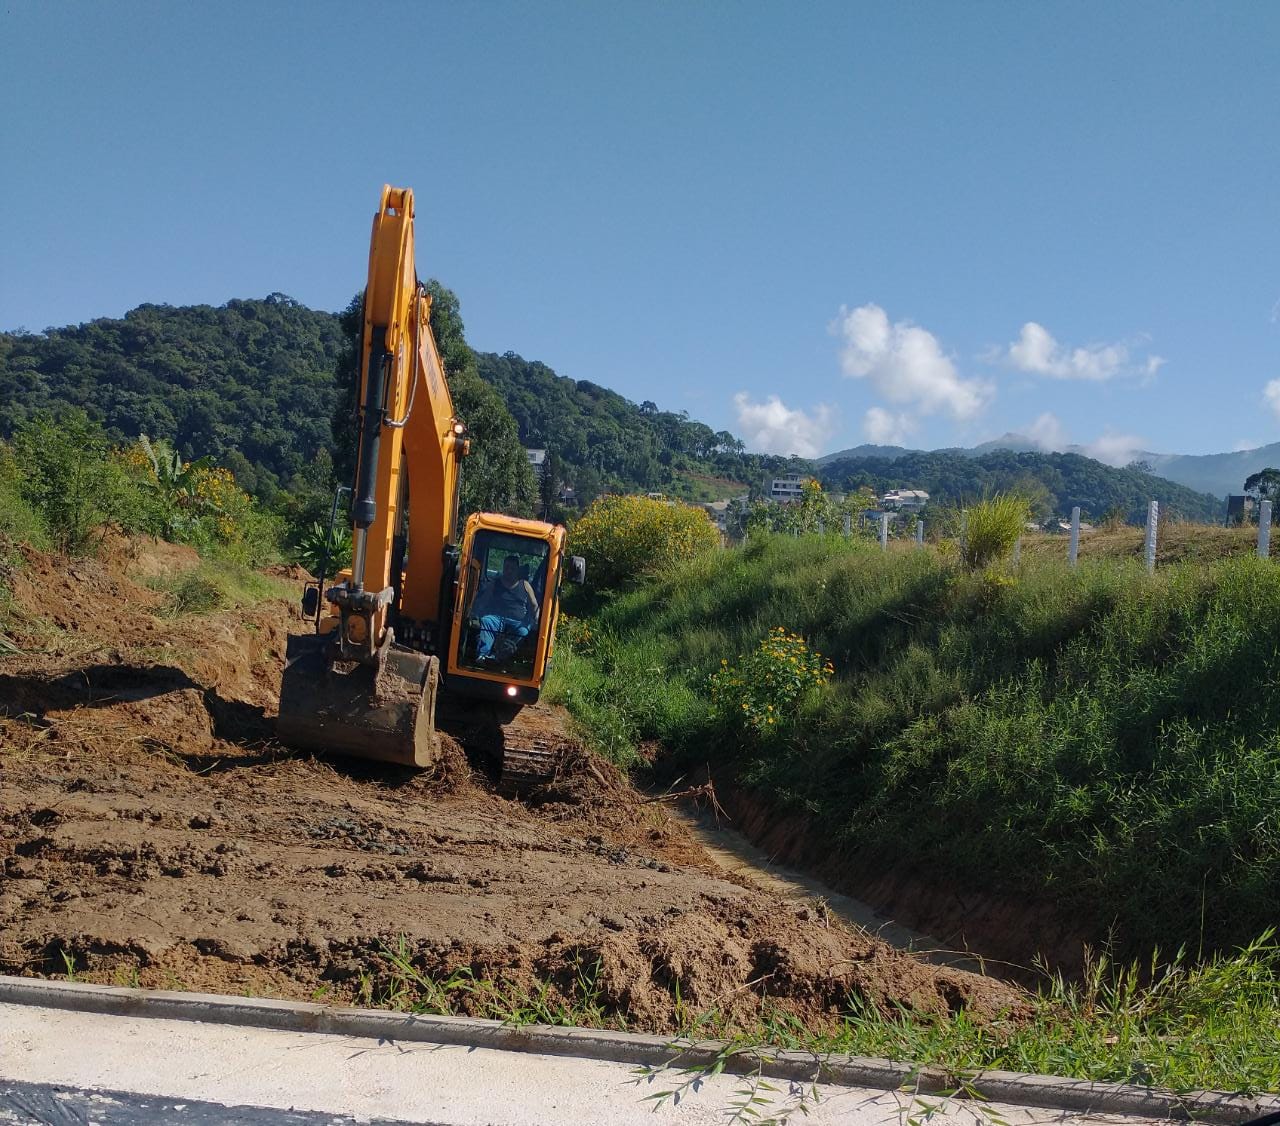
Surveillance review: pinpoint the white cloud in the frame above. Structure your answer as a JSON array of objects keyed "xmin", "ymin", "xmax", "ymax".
[
  {"xmin": 1265, "ymin": 379, "xmax": 1280, "ymax": 419},
  {"xmin": 1084, "ymin": 431, "xmax": 1148, "ymax": 467},
  {"xmin": 832, "ymin": 304, "xmax": 992, "ymax": 420},
  {"xmin": 733, "ymin": 393, "xmax": 836, "ymax": 459},
  {"xmin": 1234, "ymin": 438, "xmax": 1260, "ymax": 452},
  {"xmin": 1025, "ymin": 411, "xmax": 1068, "ymax": 451},
  {"xmin": 1005, "ymin": 322, "xmax": 1164, "ymax": 382},
  {"xmin": 862, "ymin": 407, "xmax": 917, "ymax": 446},
  {"xmin": 1013, "ymin": 413, "xmax": 1148, "ymax": 466}
]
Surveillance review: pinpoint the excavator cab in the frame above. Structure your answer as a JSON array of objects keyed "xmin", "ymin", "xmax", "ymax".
[
  {"xmin": 455, "ymin": 537, "xmax": 548, "ymax": 675},
  {"xmin": 445, "ymin": 514, "xmax": 570, "ymax": 705}
]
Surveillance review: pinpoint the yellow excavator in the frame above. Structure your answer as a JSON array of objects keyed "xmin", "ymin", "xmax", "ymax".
[{"xmin": 277, "ymin": 185, "xmax": 584, "ymax": 787}]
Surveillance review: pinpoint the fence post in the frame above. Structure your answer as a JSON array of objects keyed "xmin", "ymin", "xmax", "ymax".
[
  {"xmin": 879, "ymin": 512, "xmax": 889, "ymax": 550},
  {"xmin": 842, "ymin": 512, "xmax": 852, "ymax": 537},
  {"xmin": 915, "ymin": 518, "xmax": 924, "ymax": 546},
  {"xmin": 817, "ymin": 518, "xmax": 824, "ymax": 536},
  {"xmin": 1144, "ymin": 500, "xmax": 1159, "ymax": 573},
  {"xmin": 1013, "ymin": 536, "xmax": 1022, "ymax": 565},
  {"xmin": 1260, "ymin": 500, "xmax": 1273, "ymax": 559},
  {"xmin": 1068, "ymin": 506, "xmax": 1081, "ymax": 567},
  {"xmin": 959, "ymin": 511, "xmax": 968, "ymax": 559}
]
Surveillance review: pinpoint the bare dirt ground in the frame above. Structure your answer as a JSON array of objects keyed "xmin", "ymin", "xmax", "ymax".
[{"xmin": 0, "ymin": 540, "xmax": 1024, "ymax": 1033}]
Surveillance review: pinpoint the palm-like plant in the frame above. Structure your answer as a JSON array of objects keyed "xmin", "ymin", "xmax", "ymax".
[
  {"xmin": 136, "ymin": 435, "xmax": 213, "ymax": 538},
  {"xmin": 293, "ymin": 521, "xmax": 352, "ymax": 579}
]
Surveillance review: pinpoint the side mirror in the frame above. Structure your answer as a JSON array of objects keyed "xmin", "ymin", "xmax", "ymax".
[
  {"xmin": 565, "ymin": 555, "xmax": 587, "ymax": 585},
  {"xmin": 301, "ymin": 585, "xmax": 320, "ymax": 618}
]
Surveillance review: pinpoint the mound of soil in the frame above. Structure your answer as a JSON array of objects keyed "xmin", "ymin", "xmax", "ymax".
[{"xmin": 0, "ymin": 542, "xmax": 1025, "ymax": 1033}]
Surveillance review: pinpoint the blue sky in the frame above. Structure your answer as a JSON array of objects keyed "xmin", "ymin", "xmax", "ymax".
[{"xmin": 2, "ymin": 1, "xmax": 1277, "ymax": 460}]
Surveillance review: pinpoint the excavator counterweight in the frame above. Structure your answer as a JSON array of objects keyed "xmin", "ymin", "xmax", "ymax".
[{"xmin": 276, "ymin": 186, "xmax": 584, "ymax": 786}]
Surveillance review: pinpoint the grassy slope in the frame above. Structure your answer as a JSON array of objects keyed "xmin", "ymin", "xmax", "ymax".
[{"xmin": 549, "ymin": 534, "xmax": 1280, "ymax": 961}]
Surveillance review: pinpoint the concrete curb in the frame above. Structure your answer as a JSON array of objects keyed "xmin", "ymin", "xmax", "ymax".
[{"xmin": 1, "ymin": 975, "xmax": 1276, "ymax": 1123}]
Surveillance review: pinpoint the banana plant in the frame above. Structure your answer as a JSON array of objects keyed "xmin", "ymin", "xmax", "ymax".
[{"xmin": 136, "ymin": 435, "xmax": 214, "ymax": 539}]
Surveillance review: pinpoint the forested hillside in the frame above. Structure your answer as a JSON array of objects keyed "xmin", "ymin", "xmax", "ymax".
[
  {"xmin": 821, "ymin": 448, "xmax": 1224, "ymax": 523},
  {"xmin": 0, "ymin": 294, "xmax": 1227, "ymax": 527},
  {"xmin": 0, "ymin": 294, "xmax": 343, "ymax": 498},
  {"xmin": 475, "ymin": 351, "xmax": 794, "ymax": 500},
  {"xmin": 0, "ymin": 295, "xmax": 792, "ymax": 513}
]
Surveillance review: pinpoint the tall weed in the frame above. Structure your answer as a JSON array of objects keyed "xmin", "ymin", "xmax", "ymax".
[{"xmin": 959, "ymin": 492, "xmax": 1030, "ymax": 570}]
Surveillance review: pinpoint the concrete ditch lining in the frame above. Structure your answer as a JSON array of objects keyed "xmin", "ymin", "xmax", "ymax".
[{"xmin": 2, "ymin": 975, "xmax": 1276, "ymax": 1123}]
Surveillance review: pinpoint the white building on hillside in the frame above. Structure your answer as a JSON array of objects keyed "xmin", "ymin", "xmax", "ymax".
[
  {"xmin": 880, "ymin": 488, "xmax": 929, "ymax": 511},
  {"xmin": 769, "ymin": 474, "xmax": 806, "ymax": 503}
]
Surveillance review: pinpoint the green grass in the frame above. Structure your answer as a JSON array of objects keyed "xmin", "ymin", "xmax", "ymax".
[
  {"xmin": 551, "ymin": 534, "xmax": 1280, "ymax": 962},
  {"xmin": 366, "ymin": 932, "xmax": 1280, "ymax": 1094},
  {"xmin": 823, "ymin": 933, "xmax": 1280, "ymax": 1093},
  {"xmin": 148, "ymin": 558, "xmax": 295, "ymax": 615}
]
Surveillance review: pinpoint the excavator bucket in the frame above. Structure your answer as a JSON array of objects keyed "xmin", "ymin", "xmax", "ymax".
[{"xmin": 277, "ymin": 634, "xmax": 441, "ymax": 768}]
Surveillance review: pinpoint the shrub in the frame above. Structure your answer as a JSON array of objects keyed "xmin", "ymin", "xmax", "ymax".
[
  {"xmin": 710, "ymin": 626, "xmax": 833, "ymax": 734},
  {"xmin": 11, "ymin": 410, "xmax": 143, "ymax": 554},
  {"xmin": 0, "ymin": 443, "xmax": 49, "ymax": 548},
  {"xmin": 292, "ymin": 520, "xmax": 352, "ymax": 579},
  {"xmin": 569, "ymin": 494, "xmax": 719, "ymax": 591},
  {"xmin": 120, "ymin": 437, "xmax": 281, "ymax": 566},
  {"xmin": 960, "ymin": 492, "xmax": 1030, "ymax": 570}
]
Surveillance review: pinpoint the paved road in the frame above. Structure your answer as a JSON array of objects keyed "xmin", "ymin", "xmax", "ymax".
[{"xmin": 0, "ymin": 1002, "xmax": 1176, "ymax": 1126}]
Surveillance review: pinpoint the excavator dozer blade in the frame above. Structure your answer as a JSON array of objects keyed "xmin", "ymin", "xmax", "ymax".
[{"xmin": 277, "ymin": 633, "xmax": 441, "ymax": 768}]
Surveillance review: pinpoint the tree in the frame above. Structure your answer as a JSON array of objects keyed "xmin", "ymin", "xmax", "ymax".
[
  {"xmin": 12, "ymin": 410, "xmax": 124, "ymax": 554},
  {"xmin": 424, "ymin": 280, "xmax": 536, "ymax": 517},
  {"xmin": 746, "ymin": 478, "xmax": 873, "ymax": 536},
  {"xmin": 1244, "ymin": 468, "xmax": 1280, "ymax": 503},
  {"xmin": 538, "ymin": 448, "xmax": 564, "ymax": 522},
  {"xmin": 132, "ymin": 434, "xmax": 214, "ymax": 540}
]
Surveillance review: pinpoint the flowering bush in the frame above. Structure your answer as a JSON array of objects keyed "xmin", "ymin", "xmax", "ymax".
[
  {"xmin": 709, "ymin": 627, "xmax": 834, "ymax": 733},
  {"xmin": 569, "ymin": 494, "xmax": 720, "ymax": 591},
  {"xmin": 556, "ymin": 613, "xmax": 594, "ymax": 653},
  {"xmin": 119, "ymin": 436, "xmax": 274, "ymax": 560}
]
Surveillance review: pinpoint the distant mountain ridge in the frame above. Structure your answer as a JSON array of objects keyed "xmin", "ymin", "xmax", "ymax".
[
  {"xmin": 1141, "ymin": 445, "xmax": 1280, "ymax": 501},
  {"xmin": 819, "ymin": 448, "xmax": 1225, "ymax": 524},
  {"xmin": 819, "ymin": 435, "xmax": 1280, "ymax": 499}
]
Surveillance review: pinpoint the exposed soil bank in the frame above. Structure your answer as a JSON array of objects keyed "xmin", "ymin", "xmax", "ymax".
[
  {"xmin": 664, "ymin": 801, "xmax": 987, "ymax": 974},
  {"xmin": 0, "ymin": 542, "xmax": 1025, "ymax": 1034},
  {"xmin": 703, "ymin": 778, "xmax": 1093, "ymax": 980}
]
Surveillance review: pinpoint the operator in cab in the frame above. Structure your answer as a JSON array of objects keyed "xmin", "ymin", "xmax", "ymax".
[{"xmin": 472, "ymin": 555, "xmax": 539, "ymax": 664}]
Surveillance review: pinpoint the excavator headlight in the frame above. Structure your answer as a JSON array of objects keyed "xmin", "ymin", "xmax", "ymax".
[
  {"xmin": 506, "ymin": 685, "xmax": 518, "ymax": 698},
  {"xmin": 453, "ymin": 422, "xmax": 465, "ymax": 435}
]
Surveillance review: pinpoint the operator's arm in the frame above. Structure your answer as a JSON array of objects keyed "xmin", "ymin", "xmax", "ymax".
[{"xmin": 521, "ymin": 581, "xmax": 540, "ymax": 628}]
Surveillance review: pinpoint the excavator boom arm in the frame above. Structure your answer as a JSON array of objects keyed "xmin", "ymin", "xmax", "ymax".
[{"xmin": 343, "ymin": 186, "xmax": 467, "ymax": 654}]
